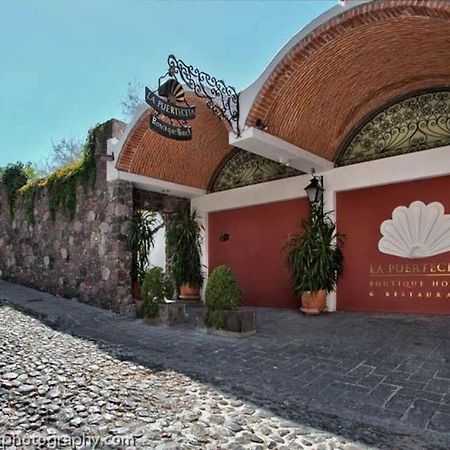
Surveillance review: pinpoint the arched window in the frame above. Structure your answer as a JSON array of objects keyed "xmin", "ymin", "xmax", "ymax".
[
  {"xmin": 337, "ymin": 90, "xmax": 450, "ymax": 166},
  {"xmin": 209, "ymin": 148, "xmax": 302, "ymax": 193}
]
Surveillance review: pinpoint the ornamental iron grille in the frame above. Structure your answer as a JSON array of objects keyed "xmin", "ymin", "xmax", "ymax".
[
  {"xmin": 167, "ymin": 54, "xmax": 240, "ymax": 136},
  {"xmin": 337, "ymin": 90, "xmax": 450, "ymax": 166},
  {"xmin": 209, "ymin": 148, "xmax": 302, "ymax": 193}
]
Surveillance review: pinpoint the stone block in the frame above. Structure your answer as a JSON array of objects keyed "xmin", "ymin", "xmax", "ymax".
[
  {"xmin": 385, "ymin": 392, "xmax": 414, "ymax": 415},
  {"xmin": 425, "ymin": 377, "xmax": 450, "ymax": 394},
  {"xmin": 366, "ymin": 384, "xmax": 399, "ymax": 407},
  {"xmin": 198, "ymin": 309, "xmax": 257, "ymax": 338},
  {"xmin": 405, "ymin": 399, "xmax": 437, "ymax": 428},
  {"xmin": 428, "ymin": 411, "xmax": 450, "ymax": 433},
  {"xmin": 224, "ymin": 310, "xmax": 256, "ymax": 334},
  {"xmin": 158, "ymin": 303, "xmax": 186, "ymax": 325}
]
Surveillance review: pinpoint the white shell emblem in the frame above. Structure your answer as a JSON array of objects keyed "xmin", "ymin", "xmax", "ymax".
[{"xmin": 378, "ymin": 201, "xmax": 450, "ymax": 258}]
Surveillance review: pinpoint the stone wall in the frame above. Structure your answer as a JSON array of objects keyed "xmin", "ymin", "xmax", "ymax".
[{"xmin": 0, "ymin": 119, "xmax": 135, "ymax": 313}]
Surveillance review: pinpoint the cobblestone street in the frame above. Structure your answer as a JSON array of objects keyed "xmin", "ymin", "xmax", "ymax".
[
  {"xmin": 1, "ymin": 280, "xmax": 450, "ymax": 449},
  {"xmin": 1, "ymin": 305, "xmax": 373, "ymax": 450}
]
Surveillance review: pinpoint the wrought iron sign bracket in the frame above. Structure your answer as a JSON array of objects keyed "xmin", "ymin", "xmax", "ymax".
[{"xmin": 166, "ymin": 54, "xmax": 241, "ymax": 137}]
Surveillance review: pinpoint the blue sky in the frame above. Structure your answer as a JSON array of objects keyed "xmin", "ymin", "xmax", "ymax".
[{"xmin": 0, "ymin": 0, "xmax": 335, "ymax": 167}]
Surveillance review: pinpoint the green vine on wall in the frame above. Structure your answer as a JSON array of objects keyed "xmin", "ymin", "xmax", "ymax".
[
  {"xmin": 22, "ymin": 183, "xmax": 40, "ymax": 225},
  {"xmin": 0, "ymin": 162, "xmax": 34, "ymax": 217},
  {"xmin": 17, "ymin": 126, "xmax": 99, "ymax": 224}
]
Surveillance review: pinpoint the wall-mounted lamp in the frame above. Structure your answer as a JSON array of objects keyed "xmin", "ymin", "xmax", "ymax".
[
  {"xmin": 255, "ymin": 119, "xmax": 267, "ymax": 131},
  {"xmin": 219, "ymin": 233, "xmax": 230, "ymax": 242},
  {"xmin": 99, "ymin": 152, "xmax": 115, "ymax": 162},
  {"xmin": 304, "ymin": 168, "xmax": 324, "ymax": 205}
]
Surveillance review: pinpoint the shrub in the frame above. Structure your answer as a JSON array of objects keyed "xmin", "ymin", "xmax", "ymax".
[
  {"xmin": 139, "ymin": 296, "xmax": 159, "ymax": 319},
  {"xmin": 140, "ymin": 267, "xmax": 173, "ymax": 318},
  {"xmin": 0, "ymin": 162, "xmax": 36, "ymax": 216},
  {"xmin": 204, "ymin": 266, "xmax": 241, "ymax": 328},
  {"xmin": 142, "ymin": 267, "xmax": 173, "ymax": 301}
]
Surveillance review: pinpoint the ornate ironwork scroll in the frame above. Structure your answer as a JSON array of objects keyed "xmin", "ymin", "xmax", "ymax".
[
  {"xmin": 337, "ymin": 90, "xmax": 450, "ymax": 166},
  {"xmin": 167, "ymin": 54, "xmax": 240, "ymax": 136},
  {"xmin": 209, "ymin": 148, "xmax": 302, "ymax": 192}
]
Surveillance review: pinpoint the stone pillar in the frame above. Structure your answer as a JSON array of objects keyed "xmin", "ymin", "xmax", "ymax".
[{"xmin": 105, "ymin": 180, "xmax": 134, "ymax": 313}]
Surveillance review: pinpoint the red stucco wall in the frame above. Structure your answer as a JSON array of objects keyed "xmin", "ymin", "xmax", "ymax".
[
  {"xmin": 337, "ymin": 175, "xmax": 450, "ymax": 314},
  {"xmin": 208, "ymin": 198, "xmax": 309, "ymax": 308}
]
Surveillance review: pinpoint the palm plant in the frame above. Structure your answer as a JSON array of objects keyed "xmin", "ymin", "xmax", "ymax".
[
  {"xmin": 284, "ymin": 206, "xmax": 344, "ymax": 295},
  {"xmin": 166, "ymin": 207, "xmax": 204, "ymax": 289},
  {"xmin": 127, "ymin": 210, "xmax": 163, "ymax": 284}
]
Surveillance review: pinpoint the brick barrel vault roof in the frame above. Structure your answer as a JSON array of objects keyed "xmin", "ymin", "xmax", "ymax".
[
  {"xmin": 116, "ymin": 94, "xmax": 230, "ymax": 190},
  {"xmin": 246, "ymin": 0, "xmax": 450, "ymax": 162}
]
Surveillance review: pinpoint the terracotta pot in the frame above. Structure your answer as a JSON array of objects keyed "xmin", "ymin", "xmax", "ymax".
[
  {"xmin": 179, "ymin": 284, "xmax": 200, "ymax": 301},
  {"xmin": 132, "ymin": 279, "xmax": 141, "ymax": 300},
  {"xmin": 300, "ymin": 290, "xmax": 327, "ymax": 315}
]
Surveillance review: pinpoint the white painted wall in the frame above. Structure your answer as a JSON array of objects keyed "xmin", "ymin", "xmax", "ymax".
[
  {"xmin": 149, "ymin": 214, "xmax": 166, "ymax": 270},
  {"xmin": 193, "ymin": 145, "xmax": 450, "ymax": 214}
]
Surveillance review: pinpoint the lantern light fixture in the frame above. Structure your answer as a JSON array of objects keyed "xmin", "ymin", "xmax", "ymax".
[{"xmin": 304, "ymin": 168, "xmax": 324, "ymax": 205}]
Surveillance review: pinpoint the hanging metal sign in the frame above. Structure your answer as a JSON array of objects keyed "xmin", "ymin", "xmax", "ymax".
[
  {"xmin": 145, "ymin": 78, "xmax": 195, "ymax": 141},
  {"xmin": 149, "ymin": 114, "xmax": 192, "ymax": 141},
  {"xmin": 145, "ymin": 87, "xmax": 195, "ymax": 121}
]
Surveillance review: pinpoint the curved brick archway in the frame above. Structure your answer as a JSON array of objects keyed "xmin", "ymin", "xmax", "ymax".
[
  {"xmin": 116, "ymin": 94, "xmax": 230, "ymax": 190},
  {"xmin": 246, "ymin": 0, "xmax": 450, "ymax": 162}
]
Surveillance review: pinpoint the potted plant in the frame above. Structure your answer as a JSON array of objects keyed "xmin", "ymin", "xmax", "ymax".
[
  {"xmin": 140, "ymin": 267, "xmax": 173, "ymax": 317},
  {"xmin": 127, "ymin": 210, "xmax": 163, "ymax": 301},
  {"xmin": 166, "ymin": 207, "xmax": 204, "ymax": 300},
  {"xmin": 284, "ymin": 206, "xmax": 344, "ymax": 315},
  {"xmin": 203, "ymin": 265, "xmax": 256, "ymax": 337},
  {"xmin": 140, "ymin": 267, "xmax": 184, "ymax": 325}
]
